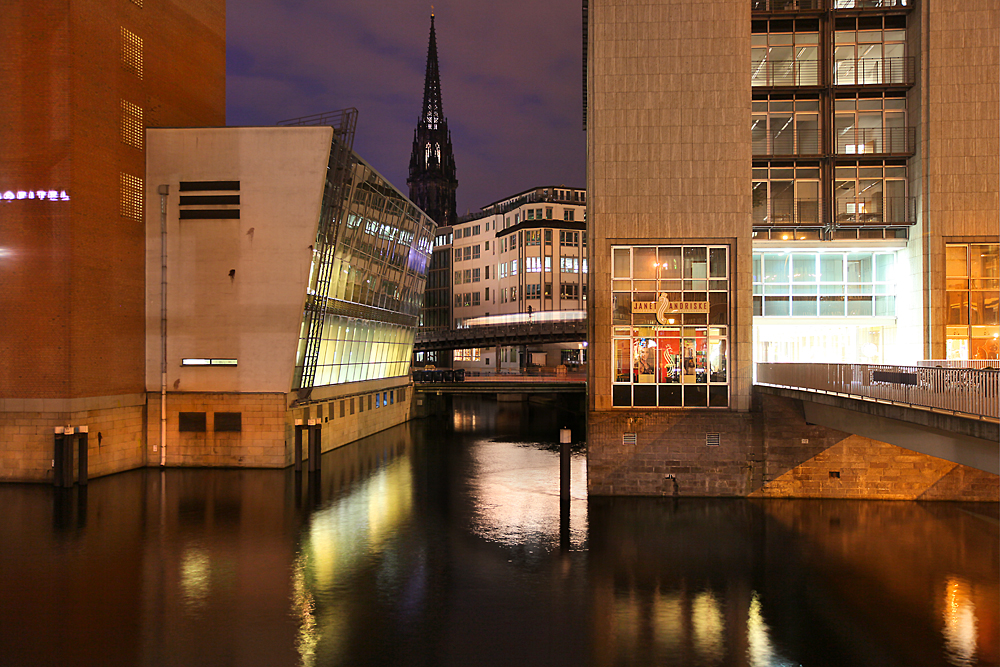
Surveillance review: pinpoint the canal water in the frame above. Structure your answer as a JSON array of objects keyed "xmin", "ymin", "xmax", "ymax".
[{"xmin": 1, "ymin": 395, "xmax": 996, "ymax": 667}]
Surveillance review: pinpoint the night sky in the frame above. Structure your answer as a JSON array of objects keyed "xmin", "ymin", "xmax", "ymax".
[{"xmin": 227, "ymin": 0, "xmax": 587, "ymax": 215}]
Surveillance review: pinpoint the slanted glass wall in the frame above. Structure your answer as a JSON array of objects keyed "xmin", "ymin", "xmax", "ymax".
[
  {"xmin": 295, "ymin": 146, "xmax": 434, "ymax": 389},
  {"xmin": 611, "ymin": 245, "xmax": 730, "ymax": 408}
]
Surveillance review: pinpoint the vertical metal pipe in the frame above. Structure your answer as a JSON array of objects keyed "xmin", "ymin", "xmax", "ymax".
[
  {"xmin": 158, "ymin": 185, "xmax": 169, "ymax": 467},
  {"xmin": 559, "ymin": 427, "xmax": 571, "ymax": 502}
]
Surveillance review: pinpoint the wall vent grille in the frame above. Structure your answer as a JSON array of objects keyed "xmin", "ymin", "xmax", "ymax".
[{"xmin": 706, "ymin": 433, "xmax": 721, "ymax": 446}]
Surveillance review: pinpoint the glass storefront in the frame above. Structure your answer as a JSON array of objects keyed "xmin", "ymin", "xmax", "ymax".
[
  {"xmin": 752, "ymin": 248, "xmax": 900, "ymax": 363},
  {"xmin": 612, "ymin": 245, "xmax": 730, "ymax": 408},
  {"xmin": 946, "ymin": 243, "xmax": 999, "ymax": 360}
]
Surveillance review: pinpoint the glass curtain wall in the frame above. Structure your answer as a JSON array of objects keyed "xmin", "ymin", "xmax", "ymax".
[
  {"xmin": 612, "ymin": 245, "xmax": 730, "ymax": 408},
  {"xmin": 946, "ymin": 243, "xmax": 1000, "ymax": 360},
  {"xmin": 295, "ymin": 146, "xmax": 434, "ymax": 389}
]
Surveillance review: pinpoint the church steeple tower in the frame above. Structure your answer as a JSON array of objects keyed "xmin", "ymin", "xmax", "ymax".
[{"xmin": 408, "ymin": 13, "xmax": 458, "ymax": 227}]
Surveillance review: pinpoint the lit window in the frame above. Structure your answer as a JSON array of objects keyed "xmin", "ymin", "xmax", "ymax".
[
  {"xmin": 121, "ymin": 100, "xmax": 143, "ymax": 149},
  {"xmin": 120, "ymin": 173, "xmax": 143, "ymax": 220},
  {"xmin": 121, "ymin": 28, "xmax": 143, "ymax": 79}
]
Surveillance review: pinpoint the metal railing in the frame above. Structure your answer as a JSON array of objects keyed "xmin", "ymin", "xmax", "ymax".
[
  {"xmin": 834, "ymin": 196, "xmax": 915, "ymax": 225},
  {"xmin": 752, "ymin": 60, "xmax": 820, "ymax": 87},
  {"xmin": 753, "ymin": 198, "xmax": 823, "ymax": 226},
  {"xmin": 752, "ymin": 129, "xmax": 822, "ymax": 157},
  {"xmin": 835, "ymin": 126, "xmax": 915, "ymax": 156},
  {"xmin": 752, "ymin": 0, "xmax": 823, "ymax": 10},
  {"xmin": 833, "ymin": 57, "xmax": 915, "ymax": 87},
  {"xmin": 756, "ymin": 362, "xmax": 1000, "ymax": 420}
]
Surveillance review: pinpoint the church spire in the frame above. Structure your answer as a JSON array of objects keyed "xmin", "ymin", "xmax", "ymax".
[{"xmin": 408, "ymin": 13, "xmax": 458, "ymax": 228}]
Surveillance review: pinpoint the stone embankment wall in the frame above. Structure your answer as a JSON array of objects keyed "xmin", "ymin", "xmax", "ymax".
[{"xmin": 588, "ymin": 393, "xmax": 998, "ymax": 501}]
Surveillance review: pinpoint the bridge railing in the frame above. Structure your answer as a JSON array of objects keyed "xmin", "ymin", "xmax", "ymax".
[{"xmin": 755, "ymin": 362, "xmax": 1000, "ymax": 421}]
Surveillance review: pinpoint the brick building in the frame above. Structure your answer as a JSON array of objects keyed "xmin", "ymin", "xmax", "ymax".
[{"xmin": 0, "ymin": 1, "xmax": 225, "ymax": 481}]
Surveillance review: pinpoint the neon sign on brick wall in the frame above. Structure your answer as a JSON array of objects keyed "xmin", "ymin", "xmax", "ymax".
[{"xmin": 2, "ymin": 190, "xmax": 71, "ymax": 202}]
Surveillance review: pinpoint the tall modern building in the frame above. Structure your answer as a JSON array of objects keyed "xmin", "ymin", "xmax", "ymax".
[
  {"xmin": 0, "ymin": 2, "xmax": 226, "ymax": 482},
  {"xmin": 586, "ymin": 0, "xmax": 998, "ymax": 498},
  {"xmin": 411, "ymin": 14, "xmax": 459, "ymax": 351}
]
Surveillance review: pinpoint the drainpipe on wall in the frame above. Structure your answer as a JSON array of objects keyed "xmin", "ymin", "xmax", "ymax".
[{"xmin": 158, "ymin": 184, "xmax": 169, "ymax": 467}]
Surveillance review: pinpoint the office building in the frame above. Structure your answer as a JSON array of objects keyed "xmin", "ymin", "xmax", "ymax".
[{"xmin": 586, "ymin": 0, "xmax": 998, "ymax": 497}]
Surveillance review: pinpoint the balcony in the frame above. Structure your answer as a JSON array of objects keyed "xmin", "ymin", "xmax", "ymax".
[
  {"xmin": 833, "ymin": 57, "xmax": 915, "ymax": 87},
  {"xmin": 752, "ymin": 129, "xmax": 822, "ymax": 157},
  {"xmin": 753, "ymin": 198, "xmax": 823, "ymax": 226},
  {"xmin": 751, "ymin": 0, "xmax": 823, "ymax": 10},
  {"xmin": 832, "ymin": 0, "xmax": 909, "ymax": 8},
  {"xmin": 835, "ymin": 127, "xmax": 915, "ymax": 156},
  {"xmin": 752, "ymin": 59, "xmax": 820, "ymax": 87},
  {"xmin": 834, "ymin": 197, "xmax": 915, "ymax": 225}
]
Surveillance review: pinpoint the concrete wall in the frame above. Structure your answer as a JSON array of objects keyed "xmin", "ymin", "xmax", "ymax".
[{"xmin": 145, "ymin": 127, "xmax": 332, "ymax": 395}]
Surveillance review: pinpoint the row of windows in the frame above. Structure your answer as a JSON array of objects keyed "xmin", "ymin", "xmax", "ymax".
[
  {"xmin": 497, "ymin": 283, "xmax": 588, "ymax": 303},
  {"xmin": 178, "ymin": 412, "xmax": 241, "ymax": 433},
  {"xmin": 454, "ymin": 268, "xmax": 483, "ymax": 284},
  {"xmin": 454, "ymin": 245, "xmax": 482, "ymax": 262},
  {"xmin": 496, "ymin": 257, "xmax": 588, "ymax": 276},
  {"xmin": 303, "ymin": 389, "xmax": 404, "ymax": 423},
  {"xmin": 500, "ymin": 230, "xmax": 586, "ymax": 252},
  {"xmin": 305, "ymin": 315, "xmax": 414, "ymax": 387}
]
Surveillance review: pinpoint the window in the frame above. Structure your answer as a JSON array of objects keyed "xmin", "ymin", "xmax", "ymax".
[
  {"xmin": 545, "ymin": 283, "xmax": 552, "ymax": 298},
  {"xmin": 612, "ymin": 245, "xmax": 730, "ymax": 409},
  {"xmin": 485, "ymin": 241, "xmax": 490, "ymax": 251},
  {"xmin": 751, "ymin": 25, "xmax": 819, "ymax": 87},
  {"xmin": 455, "ymin": 249, "xmax": 462, "ymax": 262},
  {"xmin": 536, "ymin": 209, "xmax": 543, "ymax": 219},
  {"xmin": 455, "ymin": 294, "xmax": 462, "ymax": 307},
  {"xmin": 834, "ymin": 164, "xmax": 908, "ymax": 225},
  {"xmin": 473, "ymin": 292, "xmax": 481, "ymax": 306},
  {"xmin": 752, "ymin": 165, "xmax": 821, "ymax": 227},
  {"xmin": 455, "ymin": 271, "xmax": 462, "ymax": 285},
  {"xmin": 945, "ymin": 244, "xmax": 999, "ymax": 360},
  {"xmin": 485, "ymin": 265, "xmax": 490, "ymax": 279},
  {"xmin": 511, "ymin": 259, "xmax": 518, "ymax": 276},
  {"xmin": 526, "ymin": 209, "xmax": 534, "ymax": 220},
  {"xmin": 511, "ymin": 286, "xmax": 518, "ymax": 300},
  {"xmin": 463, "ymin": 246, "xmax": 472, "ymax": 261},
  {"xmin": 525, "ymin": 257, "xmax": 542, "ymax": 273},
  {"xmin": 560, "ymin": 231, "xmax": 580, "ymax": 246},
  {"xmin": 560, "ymin": 257, "xmax": 579, "ymax": 273},
  {"xmin": 560, "ymin": 283, "xmax": 579, "ymax": 299},
  {"xmin": 526, "ymin": 230, "xmax": 541, "ymax": 246},
  {"xmin": 545, "ymin": 230, "xmax": 552, "ymax": 244},
  {"xmin": 545, "ymin": 207, "xmax": 553, "ymax": 219},
  {"xmin": 454, "ymin": 348, "xmax": 482, "ymax": 362},
  {"xmin": 120, "ymin": 173, "xmax": 143, "ymax": 220},
  {"xmin": 214, "ymin": 413, "xmax": 242, "ymax": 432},
  {"xmin": 182, "ymin": 358, "xmax": 238, "ymax": 366},
  {"xmin": 473, "ymin": 225, "xmax": 481, "ymax": 235},
  {"xmin": 751, "ymin": 98, "xmax": 820, "ymax": 156},
  {"xmin": 179, "ymin": 412, "xmax": 207, "ymax": 432},
  {"xmin": 834, "ymin": 21, "xmax": 907, "ymax": 86},
  {"xmin": 121, "ymin": 27, "xmax": 143, "ymax": 79},
  {"xmin": 563, "ymin": 209, "xmax": 575, "ymax": 221},
  {"xmin": 473, "ymin": 244, "xmax": 480, "ymax": 259},
  {"xmin": 752, "ymin": 249, "xmax": 896, "ymax": 318},
  {"xmin": 464, "ymin": 269, "xmax": 471, "ymax": 283},
  {"xmin": 121, "ymin": 100, "xmax": 143, "ymax": 149},
  {"xmin": 526, "ymin": 284, "xmax": 541, "ymax": 299},
  {"xmin": 464, "ymin": 293, "xmax": 471, "ymax": 307},
  {"xmin": 834, "ymin": 95, "xmax": 908, "ymax": 155},
  {"xmin": 472, "ymin": 268, "xmax": 481, "ymax": 282},
  {"xmin": 485, "ymin": 287, "xmax": 490, "ymax": 301}
]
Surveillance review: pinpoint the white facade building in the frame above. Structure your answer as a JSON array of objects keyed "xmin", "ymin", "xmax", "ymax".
[{"xmin": 451, "ymin": 186, "xmax": 588, "ymax": 372}]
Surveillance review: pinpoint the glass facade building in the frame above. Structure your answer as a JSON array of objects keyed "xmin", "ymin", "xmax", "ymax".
[{"xmin": 294, "ymin": 144, "xmax": 435, "ymax": 390}]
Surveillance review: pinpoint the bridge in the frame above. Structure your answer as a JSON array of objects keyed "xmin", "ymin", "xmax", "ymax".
[
  {"xmin": 756, "ymin": 362, "xmax": 999, "ymax": 475},
  {"xmin": 414, "ymin": 318, "xmax": 587, "ymax": 352},
  {"xmin": 414, "ymin": 370, "xmax": 586, "ymax": 394}
]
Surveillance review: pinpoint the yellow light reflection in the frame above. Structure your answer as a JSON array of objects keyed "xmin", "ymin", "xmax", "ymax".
[
  {"xmin": 942, "ymin": 576, "xmax": 978, "ymax": 666},
  {"xmin": 692, "ymin": 590, "xmax": 725, "ymax": 662},
  {"xmin": 292, "ymin": 552, "xmax": 318, "ymax": 667},
  {"xmin": 747, "ymin": 590, "xmax": 796, "ymax": 667},
  {"xmin": 180, "ymin": 546, "xmax": 211, "ymax": 609}
]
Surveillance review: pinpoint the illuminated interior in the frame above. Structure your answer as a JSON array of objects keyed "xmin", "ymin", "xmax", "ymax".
[{"xmin": 945, "ymin": 243, "xmax": 999, "ymax": 360}]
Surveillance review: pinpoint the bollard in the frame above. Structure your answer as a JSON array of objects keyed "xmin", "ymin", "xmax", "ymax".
[
  {"xmin": 77, "ymin": 427, "xmax": 89, "ymax": 486},
  {"xmin": 61, "ymin": 427, "xmax": 76, "ymax": 488},
  {"xmin": 53, "ymin": 427, "xmax": 66, "ymax": 487},
  {"xmin": 294, "ymin": 420, "xmax": 304, "ymax": 472},
  {"xmin": 559, "ymin": 427, "xmax": 571, "ymax": 503}
]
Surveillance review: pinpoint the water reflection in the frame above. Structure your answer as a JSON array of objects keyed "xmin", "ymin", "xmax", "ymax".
[{"xmin": 0, "ymin": 398, "xmax": 995, "ymax": 667}]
